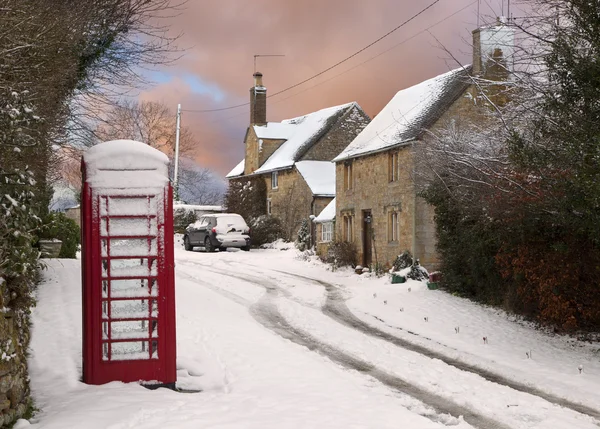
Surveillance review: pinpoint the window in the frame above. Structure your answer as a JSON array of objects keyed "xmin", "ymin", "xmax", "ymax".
[
  {"xmin": 321, "ymin": 222, "xmax": 333, "ymax": 242},
  {"xmin": 271, "ymin": 171, "xmax": 278, "ymax": 189},
  {"xmin": 343, "ymin": 215, "xmax": 353, "ymax": 242},
  {"xmin": 388, "ymin": 151, "xmax": 399, "ymax": 182},
  {"xmin": 344, "ymin": 162, "xmax": 353, "ymax": 191},
  {"xmin": 267, "ymin": 198, "xmax": 272, "ymax": 215},
  {"xmin": 388, "ymin": 211, "xmax": 399, "ymax": 242}
]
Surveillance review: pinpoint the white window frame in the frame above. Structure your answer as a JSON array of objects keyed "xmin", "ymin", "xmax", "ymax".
[
  {"xmin": 271, "ymin": 171, "xmax": 278, "ymax": 189},
  {"xmin": 321, "ymin": 222, "xmax": 333, "ymax": 243},
  {"xmin": 267, "ymin": 198, "xmax": 272, "ymax": 215}
]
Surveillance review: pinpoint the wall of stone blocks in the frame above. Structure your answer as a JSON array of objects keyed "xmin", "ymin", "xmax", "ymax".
[
  {"xmin": 265, "ymin": 168, "xmax": 313, "ymax": 241},
  {"xmin": 301, "ymin": 106, "xmax": 370, "ymax": 162},
  {"xmin": 335, "ymin": 146, "xmax": 422, "ymax": 269},
  {"xmin": 0, "ymin": 307, "xmax": 31, "ymax": 427}
]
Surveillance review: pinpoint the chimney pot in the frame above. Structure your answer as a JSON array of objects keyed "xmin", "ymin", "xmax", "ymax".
[{"xmin": 253, "ymin": 72, "xmax": 264, "ymax": 88}]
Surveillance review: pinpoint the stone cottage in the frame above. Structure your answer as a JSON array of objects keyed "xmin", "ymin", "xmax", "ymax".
[
  {"xmin": 330, "ymin": 19, "xmax": 514, "ymax": 270},
  {"xmin": 226, "ymin": 72, "xmax": 370, "ymax": 240}
]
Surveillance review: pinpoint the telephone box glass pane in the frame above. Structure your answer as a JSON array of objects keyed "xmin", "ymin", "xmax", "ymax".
[
  {"xmin": 103, "ymin": 258, "xmax": 157, "ymax": 278},
  {"xmin": 111, "ymin": 341, "xmax": 150, "ymax": 360},
  {"xmin": 110, "ymin": 299, "xmax": 153, "ymax": 319},
  {"xmin": 101, "ymin": 197, "xmax": 157, "ymax": 216},
  {"xmin": 102, "ymin": 238, "xmax": 157, "ymax": 257},
  {"xmin": 101, "ymin": 218, "xmax": 157, "ymax": 237},
  {"xmin": 110, "ymin": 279, "xmax": 156, "ymax": 298},
  {"xmin": 111, "ymin": 320, "xmax": 151, "ymax": 340}
]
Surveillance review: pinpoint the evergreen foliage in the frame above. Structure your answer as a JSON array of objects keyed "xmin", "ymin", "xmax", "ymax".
[
  {"xmin": 225, "ymin": 178, "xmax": 284, "ymax": 247},
  {"xmin": 38, "ymin": 213, "xmax": 81, "ymax": 259},
  {"xmin": 391, "ymin": 251, "xmax": 414, "ymax": 272},
  {"xmin": 424, "ymin": 0, "xmax": 600, "ymax": 330},
  {"xmin": 249, "ymin": 216, "xmax": 284, "ymax": 247},
  {"xmin": 173, "ymin": 208, "xmax": 198, "ymax": 234},
  {"xmin": 295, "ymin": 219, "xmax": 311, "ymax": 251}
]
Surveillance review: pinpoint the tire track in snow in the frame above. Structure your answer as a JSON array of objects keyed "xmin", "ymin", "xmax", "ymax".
[
  {"xmin": 178, "ymin": 262, "xmax": 508, "ymax": 429},
  {"xmin": 267, "ymin": 268, "xmax": 600, "ymax": 422}
]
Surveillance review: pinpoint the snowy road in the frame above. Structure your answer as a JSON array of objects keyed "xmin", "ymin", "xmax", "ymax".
[{"xmin": 25, "ymin": 241, "xmax": 600, "ymax": 429}]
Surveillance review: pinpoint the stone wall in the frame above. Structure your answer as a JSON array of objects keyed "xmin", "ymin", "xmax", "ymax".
[
  {"xmin": 258, "ymin": 138, "xmax": 286, "ymax": 168},
  {"xmin": 244, "ymin": 127, "xmax": 260, "ymax": 175},
  {"xmin": 335, "ymin": 146, "xmax": 422, "ymax": 269},
  {"xmin": 265, "ymin": 168, "xmax": 313, "ymax": 241},
  {"xmin": 0, "ymin": 306, "xmax": 31, "ymax": 427},
  {"xmin": 301, "ymin": 106, "xmax": 370, "ymax": 161}
]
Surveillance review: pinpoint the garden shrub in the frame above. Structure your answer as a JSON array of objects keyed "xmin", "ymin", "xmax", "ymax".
[
  {"xmin": 406, "ymin": 259, "xmax": 429, "ymax": 281},
  {"xmin": 391, "ymin": 251, "xmax": 413, "ymax": 272},
  {"xmin": 174, "ymin": 208, "xmax": 198, "ymax": 234},
  {"xmin": 39, "ymin": 212, "xmax": 80, "ymax": 258},
  {"xmin": 250, "ymin": 215, "xmax": 284, "ymax": 247},
  {"xmin": 320, "ymin": 240, "xmax": 357, "ymax": 269},
  {"xmin": 295, "ymin": 218, "xmax": 311, "ymax": 251}
]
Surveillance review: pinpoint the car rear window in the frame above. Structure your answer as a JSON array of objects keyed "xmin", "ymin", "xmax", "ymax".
[{"xmin": 216, "ymin": 215, "xmax": 248, "ymax": 230}]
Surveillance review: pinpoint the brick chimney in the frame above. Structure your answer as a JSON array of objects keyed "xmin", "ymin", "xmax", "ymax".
[
  {"xmin": 250, "ymin": 72, "xmax": 267, "ymax": 126},
  {"xmin": 472, "ymin": 17, "xmax": 514, "ymax": 77}
]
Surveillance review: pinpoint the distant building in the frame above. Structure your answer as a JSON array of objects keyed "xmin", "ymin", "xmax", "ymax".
[{"xmin": 226, "ymin": 72, "xmax": 370, "ymax": 240}]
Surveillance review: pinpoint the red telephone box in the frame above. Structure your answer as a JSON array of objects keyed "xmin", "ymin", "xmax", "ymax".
[{"xmin": 81, "ymin": 140, "xmax": 176, "ymax": 388}]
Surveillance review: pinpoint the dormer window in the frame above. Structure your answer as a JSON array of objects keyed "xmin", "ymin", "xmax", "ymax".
[{"xmin": 271, "ymin": 171, "xmax": 279, "ymax": 189}]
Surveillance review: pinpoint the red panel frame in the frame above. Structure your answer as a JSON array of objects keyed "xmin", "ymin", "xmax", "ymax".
[{"xmin": 81, "ymin": 161, "xmax": 176, "ymax": 386}]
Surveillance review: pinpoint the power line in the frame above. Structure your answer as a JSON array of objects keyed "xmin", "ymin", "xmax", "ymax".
[
  {"xmin": 183, "ymin": 0, "xmax": 443, "ymax": 114},
  {"xmin": 270, "ymin": 1, "xmax": 478, "ymax": 107},
  {"xmin": 181, "ymin": 0, "xmax": 476, "ymax": 131}
]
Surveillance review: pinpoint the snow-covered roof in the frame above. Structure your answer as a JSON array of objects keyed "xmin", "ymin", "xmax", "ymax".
[
  {"xmin": 254, "ymin": 102, "xmax": 357, "ymax": 174},
  {"xmin": 314, "ymin": 198, "xmax": 336, "ymax": 223},
  {"xmin": 253, "ymin": 122, "xmax": 297, "ymax": 140},
  {"xmin": 174, "ymin": 204, "xmax": 222, "ymax": 212},
  {"xmin": 226, "ymin": 159, "xmax": 245, "ymax": 178},
  {"xmin": 295, "ymin": 161, "xmax": 335, "ymax": 197},
  {"xmin": 334, "ymin": 67, "xmax": 471, "ymax": 162},
  {"xmin": 83, "ymin": 140, "xmax": 170, "ymax": 188}
]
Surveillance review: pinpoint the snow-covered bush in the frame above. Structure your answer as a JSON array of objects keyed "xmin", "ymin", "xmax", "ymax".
[
  {"xmin": 406, "ymin": 259, "xmax": 429, "ymax": 281},
  {"xmin": 173, "ymin": 208, "xmax": 198, "ymax": 234},
  {"xmin": 38, "ymin": 212, "xmax": 80, "ymax": 258},
  {"xmin": 320, "ymin": 240, "xmax": 357, "ymax": 270},
  {"xmin": 391, "ymin": 251, "xmax": 413, "ymax": 273},
  {"xmin": 295, "ymin": 218, "xmax": 311, "ymax": 251},
  {"xmin": 250, "ymin": 215, "xmax": 284, "ymax": 247}
]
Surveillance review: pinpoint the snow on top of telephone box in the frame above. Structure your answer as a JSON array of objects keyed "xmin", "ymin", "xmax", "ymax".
[{"xmin": 83, "ymin": 140, "xmax": 170, "ymax": 188}]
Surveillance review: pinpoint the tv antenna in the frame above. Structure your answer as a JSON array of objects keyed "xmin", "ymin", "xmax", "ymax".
[{"xmin": 254, "ymin": 54, "xmax": 285, "ymax": 72}]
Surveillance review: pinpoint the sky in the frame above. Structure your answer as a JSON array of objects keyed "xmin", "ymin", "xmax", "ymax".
[{"xmin": 139, "ymin": 0, "xmax": 524, "ymax": 178}]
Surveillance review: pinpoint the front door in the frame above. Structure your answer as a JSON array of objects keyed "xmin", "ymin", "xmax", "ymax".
[{"xmin": 362, "ymin": 210, "xmax": 373, "ymax": 267}]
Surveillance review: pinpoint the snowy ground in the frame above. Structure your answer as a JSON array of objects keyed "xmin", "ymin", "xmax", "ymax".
[{"xmin": 20, "ymin": 238, "xmax": 600, "ymax": 429}]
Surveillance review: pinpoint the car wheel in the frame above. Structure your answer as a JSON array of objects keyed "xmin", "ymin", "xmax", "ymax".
[
  {"xmin": 205, "ymin": 237, "xmax": 215, "ymax": 253},
  {"xmin": 184, "ymin": 236, "xmax": 192, "ymax": 251},
  {"xmin": 241, "ymin": 246, "xmax": 250, "ymax": 252}
]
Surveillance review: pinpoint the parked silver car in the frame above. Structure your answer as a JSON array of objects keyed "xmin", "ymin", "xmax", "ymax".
[{"xmin": 183, "ymin": 213, "xmax": 251, "ymax": 252}]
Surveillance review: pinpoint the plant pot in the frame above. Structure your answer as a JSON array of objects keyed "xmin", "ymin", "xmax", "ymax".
[
  {"xmin": 39, "ymin": 239, "xmax": 62, "ymax": 258},
  {"xmin": 427, "ymin": 282, "xmax": 439, "ymax": 290},
  {"xmin": 391, "ymin": 274, "xmax": 406, "ymax": 284}
]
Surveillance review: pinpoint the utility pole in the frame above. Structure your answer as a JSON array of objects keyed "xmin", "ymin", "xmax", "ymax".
[{"xmin": 174, "ymin": 103, "xmax": 181, "ymax": 195}]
